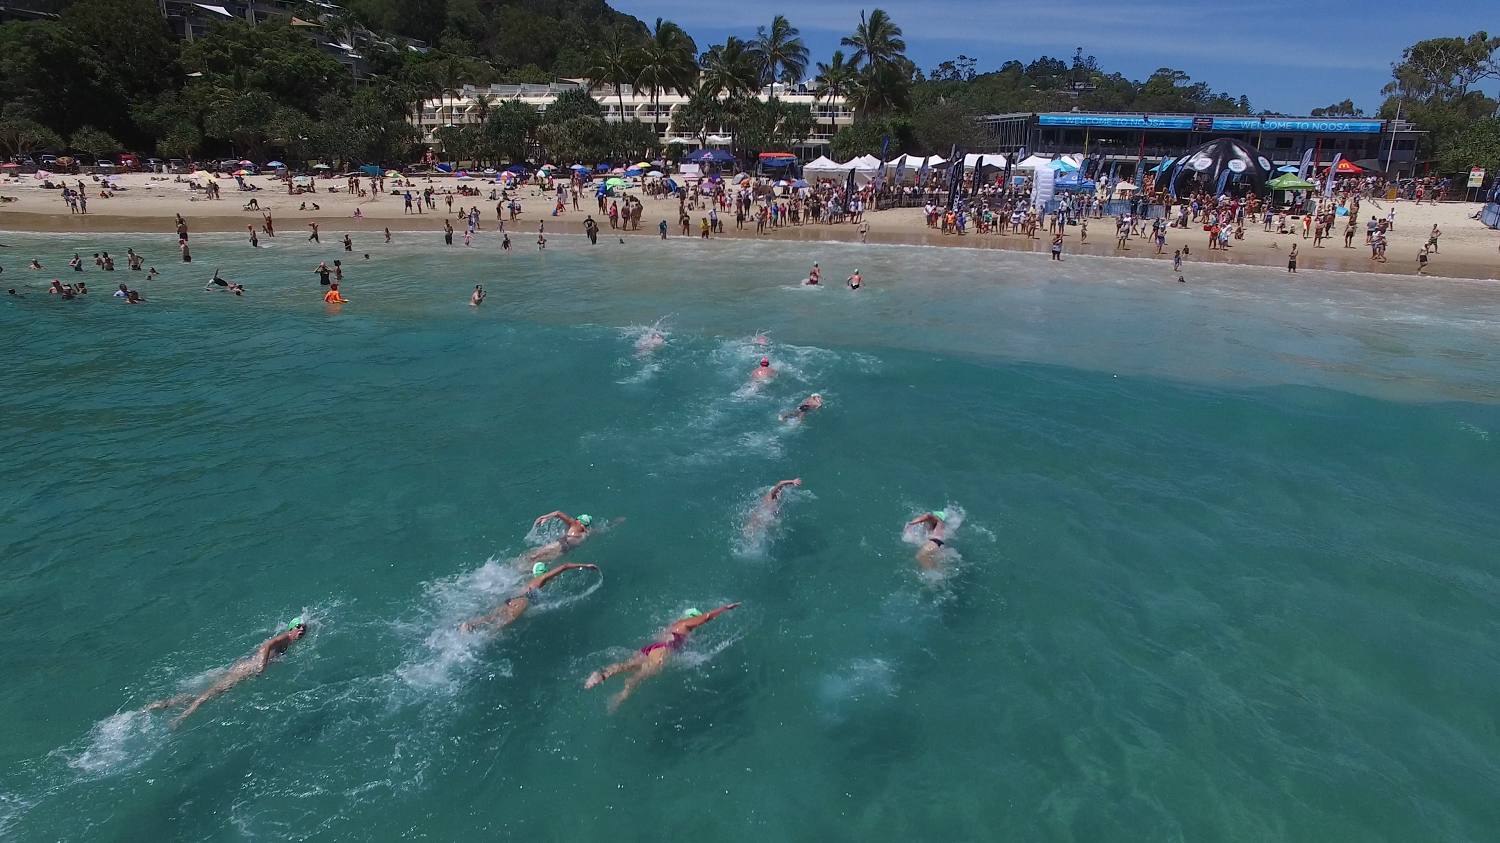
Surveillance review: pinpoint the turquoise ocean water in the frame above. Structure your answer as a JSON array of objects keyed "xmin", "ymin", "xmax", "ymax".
[{"xmin": 2, "ymin": 229, "xmax": 1498, "ymax": 842}]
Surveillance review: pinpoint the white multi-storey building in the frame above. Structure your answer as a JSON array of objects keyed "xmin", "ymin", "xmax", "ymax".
[{"xmin": 414, "ymin": 80, "xmax": 853, "ymax": 158}]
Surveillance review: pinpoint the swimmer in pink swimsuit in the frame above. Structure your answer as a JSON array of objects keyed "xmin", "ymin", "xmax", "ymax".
[{"xmin": 584, "ymin": 602, "xmax": 740, "ymax": 711}]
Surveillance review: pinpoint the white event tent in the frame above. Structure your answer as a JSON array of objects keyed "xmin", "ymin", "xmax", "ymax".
[{"xmin": 802, "ymin": 155, "xmax": 850, "ymax": 182}]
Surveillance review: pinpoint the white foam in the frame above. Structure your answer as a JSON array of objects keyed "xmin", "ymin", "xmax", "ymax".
[{"xmin": 62, "ymin": 711, "xmax": 166, "ymax": 778}]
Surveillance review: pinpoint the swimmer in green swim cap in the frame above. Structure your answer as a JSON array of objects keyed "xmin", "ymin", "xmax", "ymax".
[
  {"xmin": 847, "ymin": 269, "xmax": 862, "ymax": 290},
  {"xmin": 143, "ymin": 615, "xmax": 309, "ymax": 726},
  {"xmin": 780, "ymin": 392, "xmax": 824, "ymax": 422},
  {"xmin": 906, "ymin": 510, "xmax": 952, "ymax": 572},
  {"xmin": 585, "ymin": 602, "xmax": 741, "ymax": 712},
  {"xmin": 806, "ymin": 261, "xmax": 821, "ymax": 285},
  {"xmin": 521, "ymin": 510, "xmax": 607, "ymax": 569},
  {"xmin": 461, "ymin": 562, "xmax": 599, "ymax": 634}
]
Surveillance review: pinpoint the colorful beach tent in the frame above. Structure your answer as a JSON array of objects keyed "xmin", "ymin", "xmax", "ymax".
[
  {"xmin": 1161, "ymin": 138, "xmax": 1274, "ymax": 197},
  {"xmin": 1266, "ymin": 173, "xmax": 1315, "ymax": 190},
  {"xmin": 683, "ymin": 149, "xmax": 735, "ymax": 164}
]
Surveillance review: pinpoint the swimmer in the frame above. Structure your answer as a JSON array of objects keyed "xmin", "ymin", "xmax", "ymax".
[
  {"xmin": 751, "ymin": 357, "xmax": 776, "ymax": 382},
  {"xmin": 205, "ymin": 266, "xmax": 229, "ymax": 290},
  {"xmin": 7, "ymin": 289, "xmax": 23, "ymax": 298},
  {"xmin": 584, "ymin": 603, "xmax": 740, "ymax": 711},
  {"xmin": 143, "ymin": 617, "xmax": 307, "ymax": 727},
  {"xmin": 636, "ymin": 331, "xmax": 665, "ymax": 356},
  {"xmin": 146, "ymin": 268, "xmax": 159, "ymax": 280},
  {"xmin": 28, "ymin": 259, "xmax": 42, "ymax": 270},
  {"xmin": 847, "ymin": 269, "xmax": 862, "ymax": 290},
  {"xmin": 459, "ymin": 562, "xmax": 598, "ymax": 634},
  {"xmin": 470, "ymin": 284, "xmax": 485, "ymax": 306},
  {"xmin": 906, "ymin": 511, "xmax": 950, "ymax": 571},
  {"xmin": 323, "ymin": 283, "xmax": 348, "ymax": 303},
  {"xmin": 779, "ymin": 393, "xmax": 823, "ymax": 422},
  {"xmin": 806, "ymin": 261, "xmax": 820, "ymax": 285},
  {"xmin": 522, "ymin": 511, "xmax": 596, "ymax": 566},
  {"xmin": 744, "ymin": 478, "xmax": 801, "ymax": 538}
]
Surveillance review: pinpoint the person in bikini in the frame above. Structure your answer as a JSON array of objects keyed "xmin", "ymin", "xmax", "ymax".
[
  {"xmin": 143, "ymin": 617, "xmax": 307, "ymax": 726},
  {"xmin": 460, "ymin": 562, "xmax": 597, "ymax": 634},
  {"xmin": 779, "ymin": 393, "xmax": 823, "ymax": 421},
  {"xmin": 906, "ymin": 510, "xmax": 951, "ymax": 571},
  {"xmin": 584, "ymin": 603, "xmax": 740, "ymax": 710},
  {"xmin": 522, "ymin": 511, "xmax": 595, "ymax": 567}
]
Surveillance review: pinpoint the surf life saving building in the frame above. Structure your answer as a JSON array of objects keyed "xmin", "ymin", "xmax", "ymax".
[{"xmin": 979, "ymin": 112, "xmax": 1424, "ymax": 179}]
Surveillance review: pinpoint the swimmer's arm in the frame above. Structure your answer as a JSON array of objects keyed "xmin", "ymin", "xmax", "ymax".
[
  {"xmin": 682, "ymin": 602, "xmax": 741, "ymax": 630},
  {"xmin": 533, "ymin": 563, "xmax": 597, "ymax": 588},
  {"xmin": 905, "ymin": 515, "xmax": 934, "ymax": 528}
]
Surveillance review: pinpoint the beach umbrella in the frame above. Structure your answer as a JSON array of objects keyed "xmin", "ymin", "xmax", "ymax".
[
  {"xmin": 570, "ymin": 164, "xmax": 589, "ymax": 171},
  {"xmin": 384, "ymin": 170, "xmax": 402, "ymax": 178},
  {"xmin": 1047, "ymin": 159, "xmax": 1079, "ymax": 172},
  {"xmin": 646, "ymin": 170, "xmax": 663, "ymax": 177},
  {"xmin": 312, "ymin": 163, "xmax": 332, "ymax": 169},
  {"xmin": 775, "ymin": 180, "xmax": 789, "ymax": 187},
  {"xmin": 292, "ymin": 175, "xmax": 313, "ymax": 184},
  {"xmin": 239, "ymin": 159, "xmax": 253, "ymax": 165},
  {"xmin": 482, "ymin": 168, "xmax": 497, "ymax": 175},
  {"xmin": 267, "ymin": 160, "xmax": 285, "ymax": 167},
  {"xmin": 505, "ymin": 165, "xmax": 528, "ymax": 173},
  {"xmin": 234, "ymin": 169, "xmax": 252, "ymax": 175},
  {"xmin": 0, "ymin": 162, "xmax": 18, "ymax": 168},
  {"xmin": 605, "ymin": 177, "xmax": 626, "ymax": 187},
  {"xmin": 595, "ymin": 163, "xmax": 611, "ymax": 172},
  {"xmin": 1275, "ymin": 165, "xmax": 1298, "ymax": 173},
  {"xmin": 791, "ymin": 179, "xmax": 810, "ymax": 189},
  {"xmin": 624, "ymin": 168, "xmax": 642, "ymax": 176}
]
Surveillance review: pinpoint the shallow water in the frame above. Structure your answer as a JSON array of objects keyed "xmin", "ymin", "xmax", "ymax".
[{"xmin": 2, "ymin": 230, "xmax": 1499, "ymax": 842}]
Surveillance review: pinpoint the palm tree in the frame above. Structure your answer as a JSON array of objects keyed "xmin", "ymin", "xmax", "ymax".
[
  {"xmin": 472, "ymin": 93, "xmax": 496, "ymax": 124},
  {"xmin": 585, "ymin": 26, "xmax": 642, "ymax": 125},
  {"xmin": 701, "ymin": 37, "xmax": 761, "ymax": 100},
  {"xmin": 812, "ymin": 50, "xmax": 858, "ymax": 131},
  {"xmin": 750, "ymin": 15, "xmax": 809, "ymax": 91},
  {"xmin": 840, "ymin": 9, "xmax": 905, "ymax": 71},
  {"xmin": 634, "ymin": 18, "xmax": 698, "ymax": 139}
]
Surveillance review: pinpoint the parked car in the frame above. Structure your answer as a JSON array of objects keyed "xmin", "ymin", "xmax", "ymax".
[
  {"xmin": 167, "ymin": 158, "xmax": 186, "ymax": 173},
  {"xmin": 119, "ymin": 153, "xmax": 139, "ymax": 170},
  {"xmin": 39, "ymin": 154, "xmax": 56, "ymax": 166},
  {"xmin": 145, "ymin": 157, "xmax": 163, "ymax": 171}
]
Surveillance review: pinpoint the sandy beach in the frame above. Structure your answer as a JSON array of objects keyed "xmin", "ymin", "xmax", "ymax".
[{"xmin": 3, "ymin": 171, "xmax": 1498, "ymax": 279}]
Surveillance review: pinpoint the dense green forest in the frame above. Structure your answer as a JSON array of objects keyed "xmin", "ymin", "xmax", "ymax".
[{"xmin": 0, "ymin": 0, "xmax": 1494, "ymax": 175}]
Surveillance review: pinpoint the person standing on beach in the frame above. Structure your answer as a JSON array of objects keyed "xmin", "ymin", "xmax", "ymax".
[
  {"xmin": 584, "ymin": 604, "xmax": 740, "ymax": 711},
  {"xmin": 143, "ymin": 618, "xmax": 308, "ymax": 727},
  {"xmin": 1051, "ymin": 233, "xmax": 1063, "ymax": 260},
  {"xmin": 1287, "ymin": 243, "xmax": 1298, "ymax": 273},
  {"xmin": 585, "ymin": 216, "xmax": 598, "ymax": 244}
]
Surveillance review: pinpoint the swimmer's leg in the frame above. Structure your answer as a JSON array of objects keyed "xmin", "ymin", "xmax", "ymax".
[
  {"xmin": 585, "ymin": 652, "xmax": 646, "ymax": 689},
  {"xmin": 609, "ymin": 650, "xmax": 668, "ymax": 712},
  {"xmin": 916, "ymin": 542, "xmax": 942, "ymax": 572},
  {"xmin": 520, "ymin": 543, "xmax": 565, "ymax": 567},
  {"xmin": 461, "ymin": 597, "xmax": 528, "ymax": 633},
  {"xmin": 141, "ymin": 693, "xmax": 195, "ymax": 713}
]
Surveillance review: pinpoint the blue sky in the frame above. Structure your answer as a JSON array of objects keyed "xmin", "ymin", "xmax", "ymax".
[{"xmin": 608, "ymin": 0, "xmax": 1499, "ymax": 115}]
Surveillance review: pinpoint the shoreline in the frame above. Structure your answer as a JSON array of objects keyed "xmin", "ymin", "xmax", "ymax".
[{"xmin": 4, "ymin": 182, "xmax": 1498, "ymax": 279}]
